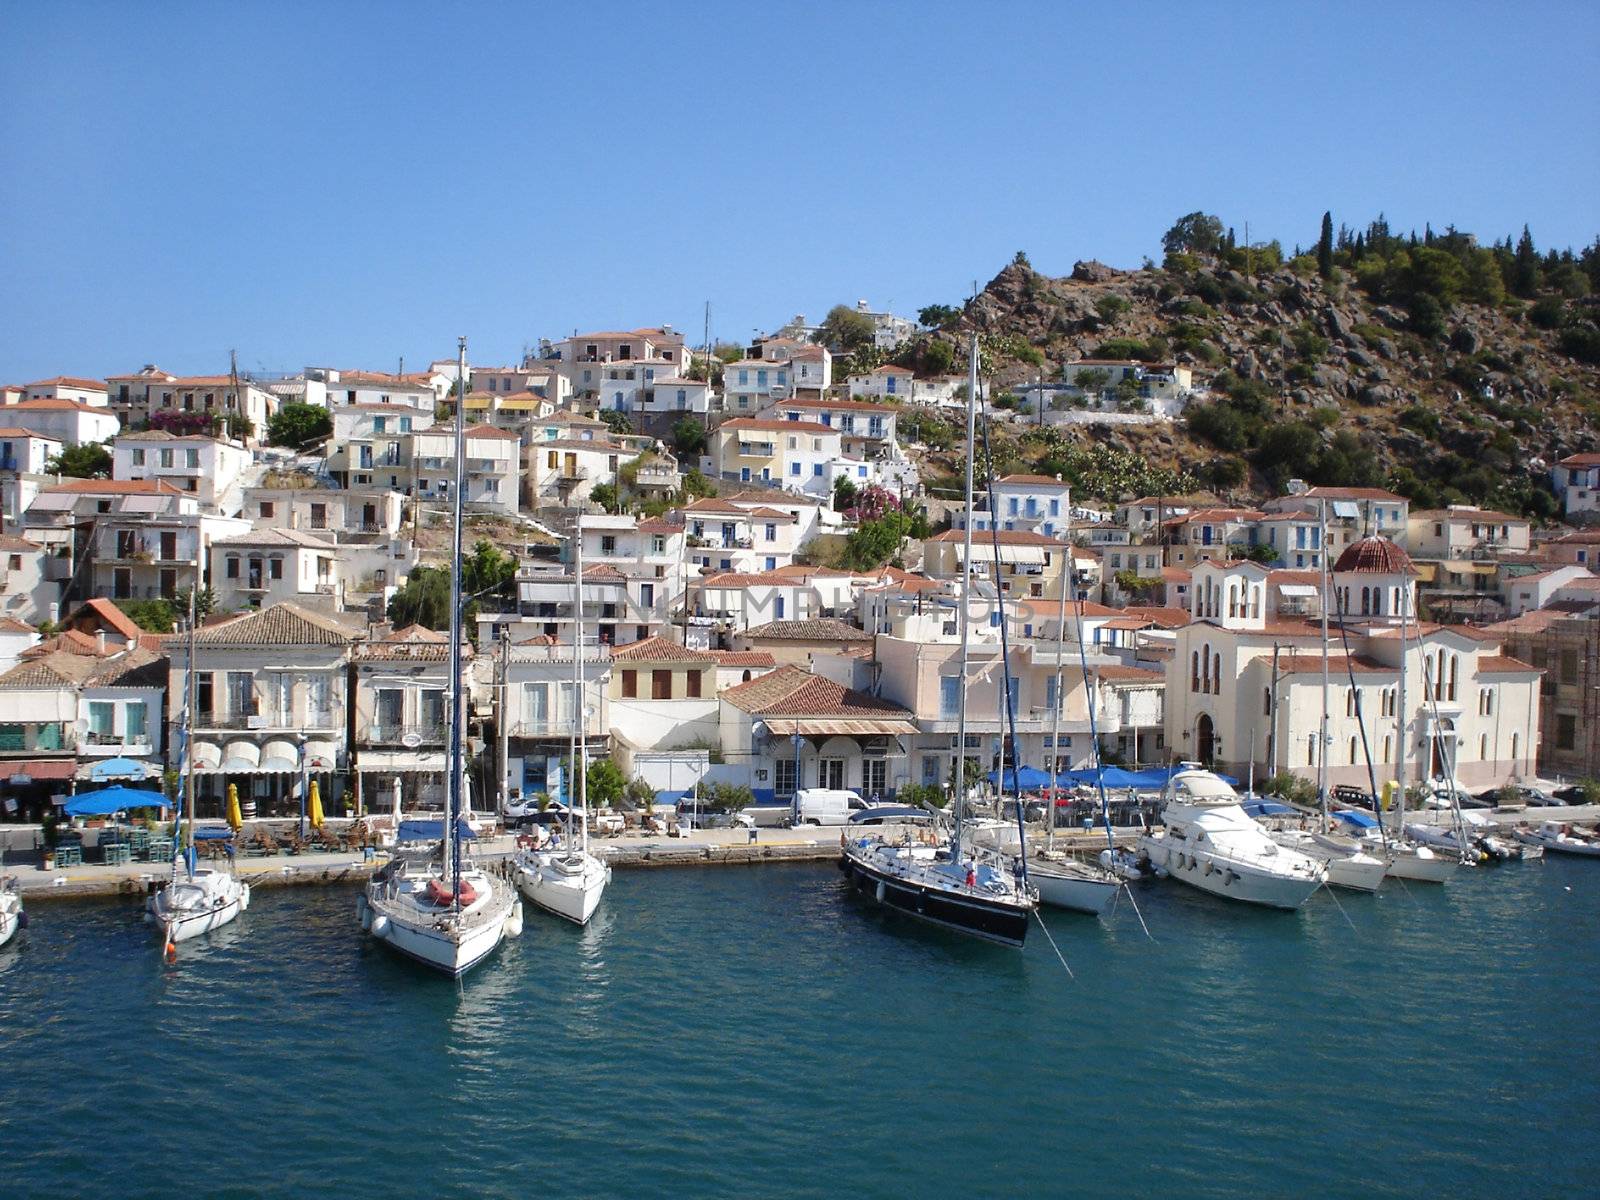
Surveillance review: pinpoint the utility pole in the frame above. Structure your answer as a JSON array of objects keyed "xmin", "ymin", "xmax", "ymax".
[
  {"xmin": 498, "ymin": 624, "xmax": 511, "ymax": 814},
  {"xmin": 702, "ymin": 301, "xmax": 712, "ymax": 436}
]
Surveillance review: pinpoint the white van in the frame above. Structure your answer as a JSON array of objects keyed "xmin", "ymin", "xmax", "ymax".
[{"xmin": 793, "ymin": 788, "xmax": 864, "ymax": 826}]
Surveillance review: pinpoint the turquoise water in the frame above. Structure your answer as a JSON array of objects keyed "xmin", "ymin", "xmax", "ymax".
[{"xmin": 2, "ymin": 860, "xmax": 1597, "ymax": 1200}]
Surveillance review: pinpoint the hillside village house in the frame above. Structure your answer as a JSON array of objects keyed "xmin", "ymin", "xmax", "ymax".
[
  {"xmin": 348, "ymin": 625, "xmax": 452, "ymax": 813},
  {"xmin": 502, "ymin": 638, "xmax": 611, "ymax": 804},
  {"xmin": 590, "ymin": 359, "xmax": 679, "ymax": 412},
  {"xmin": 0, "ymin": 427, "xmax": 64, "ymax": 475},
  {"xmin": 718, "ymin": 664, "xmax": 917, "ymax": 804},
  {"xmin": 1275, "ymin": 486, "xmax": 1410, "ymax": 543},
  {"xmin": 210, "ymin": 529, "xmax": 341, "ymax": 612},
  {"xmin": 243, "ymin": 485, "xmax": 405, "ymax": 539},
  {"xmin": 763, "ymin": 342, "xmax": 832, "ymax": 395},
  {"xmin": 693, "ymin": 575, "xmax": 865, "ymax": 634},
  {"xmin": 1163, "ymin": 541, "xmax": 1540, "ymax": 792},
  {"xmin": 142, "ymin": 375, "xmax": 278, "ymax": 441},
  {"xmin": 730, "ymin": 616, "xmax": 875, "ymax": 665},
  {"xmin": 407, "ymin": 424, "xmax": 521, "ymax": 515},
  {"xmin": 16, "ymin": 377, "xmax": 109, "ymax": 407},
  {"xmin": 104, "ymin": 365, "xmax": 176, "ymax": 426},
  {"xmin": 679, "ymin": 497, "xmax": 802, "ymax": 573},
  {"xmin": 959, "ymin": 474, "xmax": 1072, "ymax": 539},
  {"xmin": 526, "ymin": 437, "xmax": 626, "ymax": 508},
  {"xmin": 298, "ymin": 368, "xmax": 440, "ymax": 413},
  {"xmin": 766, "ymin": 398, "xmax": 897, "ymax": 458},
  {"xmin": 1487, "ymin": 605, "xmax": 1600, "ymax": 781},
  {"xmin": 1407, "ymin": 506, "xmax": 1532, "ymax": 559},
  {"xmin": 635, "ymin": 375, "xmax": 713, "ymax": 415},
  {"xmin": 0, "ymin": 534, "xmax": 54, "ymax": 626},
  {"xmin": 922, "ymin": 529, "xmax": 1071, "ymax": 601},
  {"xmin": 111, "ymin": 432, "xmax": 253, "ymax": 513},
  {"xmin": 172, "ymin": 603, "xmax": 359, "ymax": 819},
  {"xmin": 1160, "ymin": 508, "xmax": 1268, "ymax": 570},
  {"xmin": 847, "ymin": 364, "xmax": 914, "ymax": 403},
  {"xmin": 714, "ymin": 418, "xmax": 843, "ymax": 496},
  {"xmin": 551, "ymin": 329, "xmax": 689, "ymax": 399},
  {"xmin": 2, "ymin": 398, "xmax": 121, "ymax": 446},
  {"xmin": 607, "ymin": 636, "xmax": 720, "ymax": 752},
  {"xmin": 721, "ymin": 358, "xmax": 792, "ymax": 413},
  {"xmin": 326, "ymin": 405, "xmax": 434, "ymax": 488},
  {"xmin": 1551, "ymin": 452, "xmax": 1600, "ymax": 520}
]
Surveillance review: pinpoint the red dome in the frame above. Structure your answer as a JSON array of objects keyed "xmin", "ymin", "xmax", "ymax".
[{"xmin": 1334, "ymin": 535, "xmax": 1414, "ymax": 575}]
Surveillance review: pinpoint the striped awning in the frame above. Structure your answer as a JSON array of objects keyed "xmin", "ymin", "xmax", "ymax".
[
  {"xmin": 219, "ymin": 741, "xmax": 261, "ymax": 772},
  {"xmin": 763, "ymin": 718, "xmax": 917, "ymax": 737},
  {"xmin": 260, "ymin": 739, "xmax": 300, "ymax": 773},
  {"xmin": 303, "ymin": 740, "xmax": 338, "ymax": 771}
]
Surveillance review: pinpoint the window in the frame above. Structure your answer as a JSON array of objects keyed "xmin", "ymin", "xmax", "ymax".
[
  {"xmin": 260, "ymin": 501, "xmax": 274, "ymax": 519},
  {"xmin": 940, "ymin": 676, "xmax": 960, "ymax": 718},
  {"xmin": 1556, "ymin": 713, "xmax": 1577, "ymax": 750},
  {"xmin": 126, "ymin": 703, "xmax": 147, "ymax": 740},
  {"xmin": 268, "ymin": 557, "xmax": 283, "ymax": 580},
  {"xmin": 185, "ymin": 448, "xmax": 199, "ymax": 468},
  {"xmin": 159, "ymin": 448, "xmax": 174, "ymax": 468},
  {"xmin": 621, "ymin": 670, "xmax": 637, "ymax": 698},
  {"xmin": 686, "ymin": 671, "xmax": 702, "ymax": 699},
  {"xmin": 226, "ymin": 555, "xmax": 239, "ymax": 579},
  {"xmin": 775, "ymin": 758, "xmax": 797, "ymax": 797},
  {"xmin": 1560, "ymin": 649, "xmax": 1579, "ymax": 685},
  {"xmin": 87, "ymin": 701, "xmax": 115, "ymax": 738},
  {"xmin": 765, "ymin": 523, "xmax": 776, "ymax": 542},
  {"xmin": 1264, "ymin": 687, "xmax": 1272, "ymax": 716},
  {"xmin": 310, "ymin": 503, "xmax": 327, "ymax": 529},
  {"xmin": 651, "ymin": 670, "xmax": 671, "ymax": 700},
  {"xmin": 132, "ymin": 449, "xmax": 146, "ymax": 466},
  {"xmin": 813, "ymin": 464, "xmax": 823, "ymax": 477}
]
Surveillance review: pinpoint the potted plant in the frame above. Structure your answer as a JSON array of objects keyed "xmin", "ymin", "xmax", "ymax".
[{"xmin": 41, "ymin": 811, "xmax": 60, "ymax": 871}]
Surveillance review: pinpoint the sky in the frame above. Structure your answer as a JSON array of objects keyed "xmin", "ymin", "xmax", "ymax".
[{"xmin": 2, "ymin": 0, "xmax": 1597, "ymax": 382}]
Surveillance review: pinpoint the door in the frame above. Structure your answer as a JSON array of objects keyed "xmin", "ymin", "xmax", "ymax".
[
  {"xmin": 1196, "ymin": 713, "xmax": 1215, "ymax": 765},
  {"xmin": 863, "ymin": 758, "xmax": 887, "ymax": 800},
  {"xmin": 821, "ymin": 758, "xmax": 845, "ymax": 790},
  {"xmin": 775, "ymin": 596, "xmax": 785, "ymax": 619}
]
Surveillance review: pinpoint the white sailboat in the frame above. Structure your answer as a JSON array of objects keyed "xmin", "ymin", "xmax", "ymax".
[
  {"xmin": 359, "ymin": 336, "xmax": 521, "ymax": 976},
  {"xmin": 0, "ymin": 858, "xmax": 24, "ymax": 948},
  {"xmin": 511, "ymin": 486, "xmax": 610, "ymax": 925},
  {"xmin": 149, "ymin": 597, "xmax": 249, "ymax": 953},
  {"xmin": 1140, "ymin": 768, "xmax": 1327, "ymax": 909},
  {"xmin": 841, "ymin": 336, "xmax": 1038, "ymax": 945}
]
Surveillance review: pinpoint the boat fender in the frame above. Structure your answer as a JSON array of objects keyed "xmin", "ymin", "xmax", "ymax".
[
  {"xmin": 506, "ymin": 900, "xmax": 524, "ymax": 938},
  {"xmin": 370, "ymin": 914, "xmax": 390, "ymax": 939},
  {"xmin": 240, "ymin": 886, "xmax": 250, "ymax": 912},
  {"xmin": 875, "ymin": 880, "xmax": 886, "ymax": 904},
  {"xmin": 1203, "ymin": 859, "xmax": 1213, "ymax": 876},
  {"xmin": 17, "ymin": 911, "xmax": 27, "ymax": 929}
]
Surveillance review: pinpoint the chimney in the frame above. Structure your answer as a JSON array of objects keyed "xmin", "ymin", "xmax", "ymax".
[{"xmin": 96, "ymin": 631, "xmax": 106, "ymax": 654}]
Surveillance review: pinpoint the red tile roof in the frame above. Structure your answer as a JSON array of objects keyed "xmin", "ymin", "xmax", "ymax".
[
  {"xmin": 718, "ymin": 418, "xmax": 835, "ymax": 435},
  {"xmin": 24, "ymin": 376, "xmax": 105, "ymax": 391},
  {"xmin": 609, "ymin": 635, "xmax": 716, "ymax": 663},
  {"xmin": 720, "ymin": 664, "xmax": 911, "ymax": 718}
]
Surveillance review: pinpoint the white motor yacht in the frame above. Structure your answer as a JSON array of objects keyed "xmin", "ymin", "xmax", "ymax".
[
  {"xmin": 1139, "ymin": 769, "xmax": 1326, "ymax": 910},
  {"xmin": 147, "ymin": 868, "xmax": 250, "ymax": 944}
]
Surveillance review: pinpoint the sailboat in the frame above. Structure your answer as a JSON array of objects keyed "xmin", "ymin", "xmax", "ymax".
[
  {"xmin": 0, "ymin": 852, "xmax": 24, "ymax": 948},
  {"xmin": 359, "ymin": 336, "xmax": 522, "ymax": 976},
  {"xmin": 1261, "ymin": 509, "xmax": 1387, "ymax": 893},
  {"xmin": 840, "ymin": 336, "xmax": 1039, "ymax": 946},
  {"xmin": 511, "ymin": 515, "xmax": 611, "ymax": 925},
  {"xmin": 148, "ymin": 596, "xmax": 250, "ymax": 951}
]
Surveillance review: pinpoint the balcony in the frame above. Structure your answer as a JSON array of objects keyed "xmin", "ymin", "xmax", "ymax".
[
  {"xmin": 79, "ymin": 732, "xmax": 155, "ymax": 757},
  {"xmin": 361, "ymin": 722, "xmax": 447, "ymax": 747},
  {"xmin": 198, "ymin": 709, "xmax": 339, "ymax": 732},
  {"xmin": 0, "ymin": 723, "xmax": 74, "ymax": 752}
]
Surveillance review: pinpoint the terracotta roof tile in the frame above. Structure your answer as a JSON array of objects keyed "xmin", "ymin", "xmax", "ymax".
[
  {"xmin": 741, "ymin": 618, "xmax": 871, "ymax": 641},
  {"xmin": 609, "ymin": 635, "xmax": 716, "ymax": 663},
  {"xmin": 721, "ymin": 664, "xmax": 911, "ymax": 718},
  {"xmin": 186, "ymin": 602, "xmax": 358, "ymax": 647}
]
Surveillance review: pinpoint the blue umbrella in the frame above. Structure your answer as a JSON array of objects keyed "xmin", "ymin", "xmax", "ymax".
[
  {"xmin": 1061, "ymin": 766, "xmax": 1147, "ymax": 789},
  {"xmin": 986, "ymin": 765, "xmax": 1054, "ymax": 791},
  {"xmin": 64, "ymin": 785, "xmax": 169, "ymax": 816}
]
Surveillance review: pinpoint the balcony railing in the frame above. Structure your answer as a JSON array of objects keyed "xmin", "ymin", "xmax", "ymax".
[
  {"xmin": 361, "ymin": 722, "xmax": 448, "ymax": 746},
  {"xmin": 198, "ymin": 709, "xmax": 338, "ymax": 731}
]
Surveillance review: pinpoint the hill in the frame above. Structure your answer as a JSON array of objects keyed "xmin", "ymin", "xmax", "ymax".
[{"xmin": 892, "ymin": 215, "xmax": 1600, "ymax": 518}]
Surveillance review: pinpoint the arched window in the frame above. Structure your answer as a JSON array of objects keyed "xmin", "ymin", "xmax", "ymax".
[
  {"xmin": 1191, "ymin": 651, "xmax": 1200, "ymax": 692},
  {"xmin": 1228, "ymin": 581, "xmax": 1238, "ymax": 619},
  {"xmin": 1383, "ymin": 734, "xmax": 1393, "ymax": 763},
  {"xmin": 1350, "ymin": 736, "xmax": 1358, "ymax": 764},
  {"xmin": 1479, "ymin": 734, "xmax": 1488, "ymax": 760},
  {"xmin": 1212, "ymin": 652, "xmax": 1221, "ymax": 695},
  {"xmin": 1346, "ymin": 688, "xmax": 1355, "ymax": 718},
  {"xmin": 1447, "ymin": 654, "xmax": 1459, "ymax": 702},
  {"xmin": 1511, "ymin": 732, "xmax": 1520, "ymax": 767},
  {"xmin": 1361, "ymin": 586, "xmax": 1372, "ymax": 616},
  {"xmin": 1200, "ymin": 644, "xmax": 1211, "ymax": 692}
]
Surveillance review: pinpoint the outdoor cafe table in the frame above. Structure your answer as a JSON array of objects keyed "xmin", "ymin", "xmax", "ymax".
[
  {"xmin": 145, "ymin": 835, "xmax": 173, "ymax": 862},
  {"xmin": 101, "ymin": 842, "xmax": 132, "ymax": 866},
  {"xmin": 54, "ymin": 842, "xmax": 82, "ymax": 867}
]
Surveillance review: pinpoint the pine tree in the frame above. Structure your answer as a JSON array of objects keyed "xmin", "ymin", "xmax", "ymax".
[
  {"xmin": 1512, "ymin": 225, "xmax": 1541, "ymax": 297},
  {"xmin": 1317, "ymin": 211, "xmax": 1334, "ymax": 279}
]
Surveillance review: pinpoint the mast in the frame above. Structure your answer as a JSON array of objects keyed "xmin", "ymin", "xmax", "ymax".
[
  {"xmin": 184, "ymin": 585, "xmax": 196, "ymax": 875},
  {"xmin": 571, "ymin": 516, "xmax": 585, "ymax": 855},
  {"xmin": 1395, "ymin": 566, "xmax": 1410, "ymax": 831},
  {"xmin": 1048, "ymin": 511, "xmax": 1069, "ymax": 852},
  {"xmin": 497, "ymin": 626, "xmax": 510, "ymax": 819},
  {"xmin": 1318, "ymin": 500, "xmax": 1331, "ymax": 828},
  {"xmin": 951, "ymin": 335, "xmax": 979, "ymax": 855},
  {"xmin": 445, "ymin": 335, "xmax": 468, "ymax": 905}
]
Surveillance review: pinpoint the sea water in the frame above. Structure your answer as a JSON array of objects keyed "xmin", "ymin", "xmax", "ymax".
[{"xmin": 1, "ymin": 859, "xmax": 1596, "ymax": 1199}]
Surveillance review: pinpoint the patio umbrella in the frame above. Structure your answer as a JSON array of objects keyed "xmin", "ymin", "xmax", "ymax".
[
  {"xmin": 308, "ymin": 780, "xmax": 324, "ymax": 830},
  {"xmin": 226, "ymin": 783, "xmax": 242, "ymax": 832},
  {"xmin": 64, "ymin": 786, "xmax": 168, "ymax": 816},
  {"xmin": 986, "ymin": 765, "xmax": 1054, "ymax": 791}
]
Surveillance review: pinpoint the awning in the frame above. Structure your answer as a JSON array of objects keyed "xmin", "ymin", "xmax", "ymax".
[
  {"xmin": 190, "ymin": 741, "xmax": 222, "ymax": 772},
  {"xmin": 260, "ymin": 739, "xmax": 300, "ymax": 773},
  {"xmin": 763, "ymin": 718, "xmax": 918, "ymax": 737},
  {"xmin": 951, "ymin": 543, "xmax": 1047, "ymax": 564},
  {"xmin": 1412, "ymin": 563, "xmax": 1438, "ymax": 582},
  {"xmin": 1276, "ymin": 583, "xmax": 1318, "ymax": 597},
  {"xmin": 81, "ymin": 756, "xmax": 157, "ymax": 782},
  {"xmin": 355, "ymin": 750, "xmax": 441, "ymax": 772},
  {"xmin": 397, "ymin": 818, "xmax": 477, "ymax": 844},
  {"xmin": 219, "ymin": 741, "xmax": 261, "ymax": 772},
  {"xmin": 303, "ymin": 740, "xmax": 338, "ymax": 771},
  {"xmin": 4, "ymin": 758, "xmax": 79, "ymax": 786},
  {"xmin": 1330, "ymin": 501, "xmax": 1360, "ymax": 519}
]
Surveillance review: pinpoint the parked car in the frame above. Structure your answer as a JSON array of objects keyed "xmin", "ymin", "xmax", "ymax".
[
  {"xmin": 1552, "ymin": 784, "xmax": 1596, "ymax": 804},
  {"xmin": 1331, "ymin": 785, "xmax": 1377, "ymax": 811}
]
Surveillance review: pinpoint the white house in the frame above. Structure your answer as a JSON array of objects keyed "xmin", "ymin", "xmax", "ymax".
[
  {"xmin": 210, "ymin": 529, "xmax": 342, "ymax": 613},
  {"xmin": 713, "ymin": 418, "xmax": 843, "ymax": 497},
  {"xmin": 526, "ymin": 438, "xmax": 626, "ymax": 508},
  {"xmin": 721, "ymin": 359, "xmax": 793, "ymax": 413},
  {"xmin": 17, "ymin": 377, "xmax": 109, "ymax": 407},
  {"xmin": 408, "ymin": 425, "xmax": 522, "ymax": 515},
  {"xmin": 960, "ymin": 473, "xmax": 1072, "ymax": 539},
  {"xmin": 502, "ymin": 638, "xmax": 611, "ymax": 804},
  {"xmin": 1552, "ymin": 452, "xmax": 1600, "ymax": 520},
  {"xmin": 326, "ymin": 404, "xmax": 435, "ymax": 489},
  {"xmin": 0, "ymin": 535, "xmax": 58, "ymax": 626},
  {"xmin": 847, "ymin": 364, "xmax": 915, "ymax": 402},
  {"xmin": 552, "ymin": 328, "xmax": 690, "ymax": 399},
  {"xmin": 145, "ymin": 375, "xmax": 278, "ymax": 440},
  {"xmin": 764, "ymin": 398, "xmax": 897, "ymax": 458},
  {"xmin": 3, "ymin": 398, "xmax": 121, "ymax": 446},
  {"xmin": 637, "ymin": 376, "xmax": 714, "ymax": 415},
  {"xmin": 1501, "ymin": 565, "xmax": 1596, "ymax": 616},
  {"xmin": 112, "ymin": 431, "xmax": 253, "ymax": 513},
  {"xmin": 0, "ymin": 427, "xmax": 63, "ymax": 474}
]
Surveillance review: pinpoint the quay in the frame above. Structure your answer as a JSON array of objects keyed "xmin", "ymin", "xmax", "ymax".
[{"xmin": 8, "ymin": 822, "xmax": 1132, "ymax": 901}]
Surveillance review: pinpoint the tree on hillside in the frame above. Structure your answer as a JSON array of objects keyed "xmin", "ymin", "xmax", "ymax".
[
  {"xmin": 1161, "ymin": 212, "xmax": 1225, "ymax": 257},
  {"xmin": 1317, "ymin": 211, "xmax": 1334, "ymax": 279},
  {"xmin": 47, "ymin": 442, "xmax": 111, "ymax": 478},
  {"xmin": 671, "ymin": 417, "xmax": 707, "ymax": 459},
  {"xmin": 599, "ymin": 409, "xmax": 632, "ymax": 436},
  {"xmin": 1511, "ymin": 225, "xmax": 1542, "ymax": 298},
  {"xmin": 818, "ymin": 304, "xmax": 875, "ymax": 353},
  {"xmin": 266, "ymin": 403, "xmax": 332, "ymax": 450},
  {"xmin": 116, "ymin": 598, "xmax": 178, "ymax": 633},
  {"xmin": 463, "ymin": 539, "xmax": 517, "ymax": 602},
  {"xmin": 918, "ymin": 304, "xmax": 960, "ymax": 329},
  {"xmin": 387, "ymin": 566, "xmax": 451, "ymax": 630}
]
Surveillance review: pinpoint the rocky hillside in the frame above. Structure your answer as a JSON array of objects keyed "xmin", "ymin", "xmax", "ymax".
[{"xmin": 899, "ymin": 223, "xmax": 1600, "ymax": 518}]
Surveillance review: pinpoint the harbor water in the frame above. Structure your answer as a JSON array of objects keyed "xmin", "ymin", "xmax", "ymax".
[{"xmin": 2, "ymin": 859, "xmax": 1597, "ymax": 1199}]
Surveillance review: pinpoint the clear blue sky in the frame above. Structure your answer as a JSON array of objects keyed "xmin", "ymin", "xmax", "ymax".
[{"xmin": 3, "ymin": 1, "xmax": 1596, "ymax": 382}]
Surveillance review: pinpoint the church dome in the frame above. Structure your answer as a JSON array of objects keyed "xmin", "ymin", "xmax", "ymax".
[{"xmin": 1334, "ymin": 535, "xmax": 1414, "ymax": 575}]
